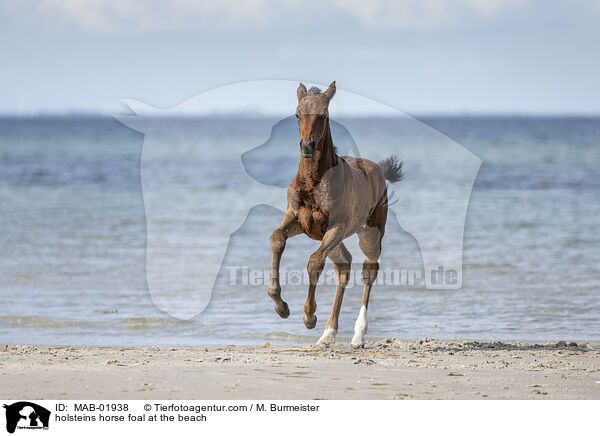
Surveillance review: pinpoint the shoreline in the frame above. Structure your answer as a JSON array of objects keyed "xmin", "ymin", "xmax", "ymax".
[{"xmin": 1, "ymin": 339, "xmax": 599, "ymax": 400}]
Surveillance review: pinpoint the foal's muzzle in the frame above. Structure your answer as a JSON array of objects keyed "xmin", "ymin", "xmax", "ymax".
[{"xmin": 300, "ymin": 140, "xmax": 316, "ymax": 158}]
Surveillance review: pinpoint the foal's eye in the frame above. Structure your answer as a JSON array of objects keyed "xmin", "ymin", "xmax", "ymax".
[
  {"xmin": 295, "ymin": 113, "xmax": 299, "ymax": 119},
  {"xmin": 320, "ymin": 114, "xmax": 327, "ymax": 120}
]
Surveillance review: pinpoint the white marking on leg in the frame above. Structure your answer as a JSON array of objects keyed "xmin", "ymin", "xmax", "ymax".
[
  {"xmin": 316, "ymin": 328, "xmax": 337, "ymax": 347},
  {"xmin": 351, "ymin": 305, "xmax": 368, "ymax": 348}
]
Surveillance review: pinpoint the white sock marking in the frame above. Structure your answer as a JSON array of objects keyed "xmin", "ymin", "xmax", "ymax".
[
  {"xmin": 316, "ymin": 328, "xmax": 337, "ymax": 347},
  {"xmin": 351, "ymin": 305, "xmax": 368, "ymax": 347}
]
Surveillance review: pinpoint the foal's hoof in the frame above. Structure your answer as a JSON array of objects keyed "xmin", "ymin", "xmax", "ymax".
[
  {"xmin": 351, "ymin": 337, "xmax": 365, "ymax": 349},
  {"xmin": 303, "ymin": 314, "xmax": 317, "ymax": 329},
  {"xmin": 316, "ymin": 328, "xmax": 337, "ymax": 347},
  {"xmin": 274, "ymin": 301, "xmax": 290, "ymax": 319}
]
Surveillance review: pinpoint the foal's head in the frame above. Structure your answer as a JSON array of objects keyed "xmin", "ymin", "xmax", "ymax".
[{"xmin": 296, "ymin": 81, "xmax": 336, "ymax": 158}]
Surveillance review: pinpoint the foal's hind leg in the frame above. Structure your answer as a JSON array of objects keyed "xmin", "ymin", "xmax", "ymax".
[
  {"xmin": 316, "ymin": 243, "xmax": 352, "ymax": 347},
  {"xmin": 353, "ymin": 225, "xmax": 384, "ymax": 348}
]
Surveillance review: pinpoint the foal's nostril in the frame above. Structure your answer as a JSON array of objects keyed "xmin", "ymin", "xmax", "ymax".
[
  {"xmin": 300, "ymin": 140, "xmax": 316, "ymax": 157},
  {"xmin": 300, "ymin": 140, "xmax": 317, "ymax": 157}
]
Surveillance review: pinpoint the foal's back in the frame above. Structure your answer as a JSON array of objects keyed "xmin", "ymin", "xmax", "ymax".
[
  {"xmin": 340, "ymin": 155, "xmax": 388, "ymax": 199},
  {"xmin": 327, "ymin": 155, "xmax": 388, "ymax": 236}
]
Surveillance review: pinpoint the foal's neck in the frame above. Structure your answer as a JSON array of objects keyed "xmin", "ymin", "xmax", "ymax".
[{"xmin": 297, "ymin": 121, "xmax": 337, "ymax": 185}]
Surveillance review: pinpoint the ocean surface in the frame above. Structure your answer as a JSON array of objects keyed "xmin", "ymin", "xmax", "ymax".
[{"xmin": 0, "ymin": 115, "xmax": 599, "ymax": 346}]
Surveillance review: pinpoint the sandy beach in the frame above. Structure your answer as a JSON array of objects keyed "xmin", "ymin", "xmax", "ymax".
[{"xmin": 1, "ymin": 339, "xmax": 598, "ymax": 400}]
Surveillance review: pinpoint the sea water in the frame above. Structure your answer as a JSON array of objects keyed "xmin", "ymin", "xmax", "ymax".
[{"xmin": 0, "ymin": 115, "xmax": 598, "ymax": 345}]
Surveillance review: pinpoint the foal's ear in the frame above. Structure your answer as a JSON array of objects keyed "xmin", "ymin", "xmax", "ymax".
[
  {"xmin": 297, "ymin": 83, "xmax": 307, "ymax": 101},
  {"xmin": 323, "ymin": 81, "xmax": 336, "ymax": 102}
]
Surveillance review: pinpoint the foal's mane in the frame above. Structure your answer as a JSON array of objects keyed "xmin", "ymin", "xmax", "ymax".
[{"xmin": 306, "ymin": 86, "xmax": 322, "ymax": 96}]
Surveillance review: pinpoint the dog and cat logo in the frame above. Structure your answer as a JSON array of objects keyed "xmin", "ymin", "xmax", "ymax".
[{"xmin": 3, "ymin": 402, "xmax": 50, "ymax": 433}]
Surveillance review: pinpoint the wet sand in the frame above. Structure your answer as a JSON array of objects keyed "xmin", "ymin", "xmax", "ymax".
[{"xmin": 1, "ymin": 339, "xmax": 599, "ymax": 399}]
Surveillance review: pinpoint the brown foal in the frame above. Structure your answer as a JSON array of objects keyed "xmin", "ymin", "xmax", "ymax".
[{"xmin": 267, "ymin": 81, "xmax": 403, "ymax": 347}]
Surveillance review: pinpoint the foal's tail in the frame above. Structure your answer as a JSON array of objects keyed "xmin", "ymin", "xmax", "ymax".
[{"xmin": 378, "ymin": 154, "xmax": 404, "ymax": 183}]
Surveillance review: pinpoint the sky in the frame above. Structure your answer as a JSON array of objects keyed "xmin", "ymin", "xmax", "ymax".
[{"xmin": 1, "ymin": 0, "xmax": 599, "ymax": 116}]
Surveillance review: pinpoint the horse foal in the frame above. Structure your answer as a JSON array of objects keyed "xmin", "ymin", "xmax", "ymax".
[{"xmin": 267, "ymin": 81, "xmax": 403, "ymax": 347}]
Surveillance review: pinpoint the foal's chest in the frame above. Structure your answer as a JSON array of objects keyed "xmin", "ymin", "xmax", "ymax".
[
  {"xmin": 297, "ymin": 204, "xmax": 328, "ymax": 240},
  {"xmin": 290, "ymin": 177, "xmax": 333, "ymax": 241}
]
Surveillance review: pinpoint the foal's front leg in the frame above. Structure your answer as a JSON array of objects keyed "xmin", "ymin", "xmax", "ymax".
[
  {"xmin": 267, "ymin": 211, "xmax": 302, "ymax": 318},
  {"xmin": 303, "ymin": 226, "xmax": 345, "ymax": 332},
  {"xmin": 315, "ymin": 243, "xmax": 352, "ymax": 347}
]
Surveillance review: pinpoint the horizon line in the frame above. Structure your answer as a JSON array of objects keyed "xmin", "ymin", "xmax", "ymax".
[{"xmin": 1, "ymin": 111, "xmax": 600, "ymax": 119}]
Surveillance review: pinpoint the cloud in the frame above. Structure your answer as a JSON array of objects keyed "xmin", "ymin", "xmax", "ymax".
[
  {"xmin": 16, "ymin": 0, "xmax": 526, "ymax": 34},
  {"xmin": 34, "ymin": 0, "xmax": 282, "ymax": 33},
  {"xmin": 331, "ymin": 0, "xmax": 526, "ymax": 29}
]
